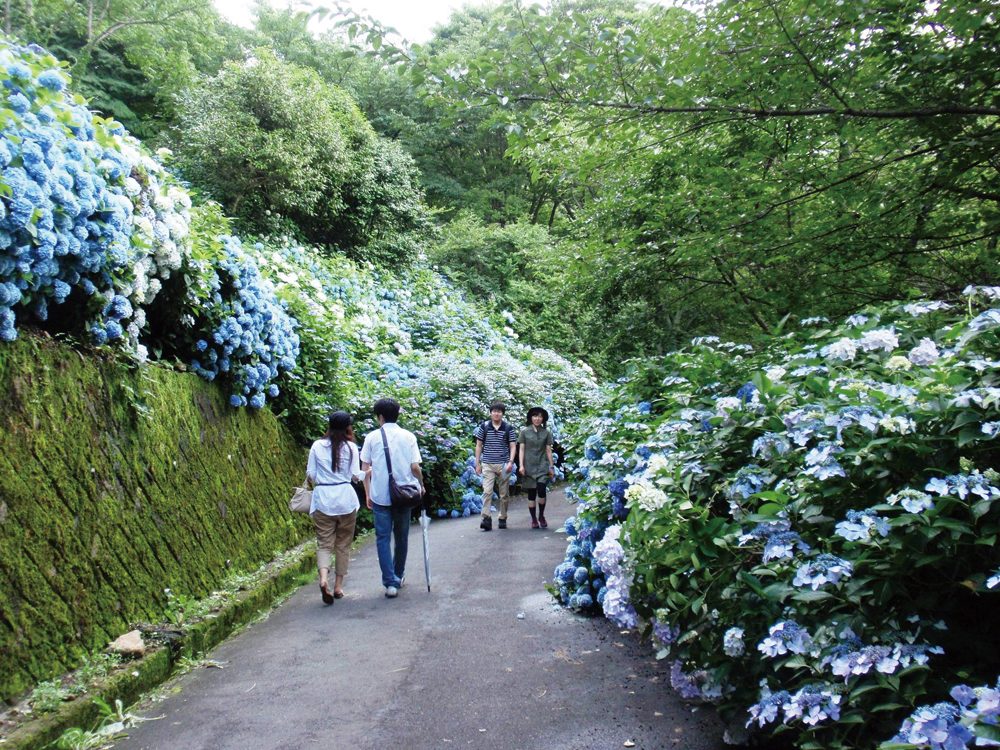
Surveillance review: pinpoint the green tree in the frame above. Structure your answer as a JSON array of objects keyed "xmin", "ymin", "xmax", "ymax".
[
  {"xmin": 1, "ymin": 0, "xmax": 229, "ymax": 138},
  {"xmin": 407, "ymin": 0, "xmax": 1000, "ymax": 364},
  {"xmin": 173, "ymin": 48, "xmax": 428, "ymax": 262}
]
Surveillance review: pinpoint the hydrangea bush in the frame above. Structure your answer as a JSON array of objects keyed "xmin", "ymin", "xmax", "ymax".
[
  {"xmin": 0, "ymin": 40, "xmax": 598, "ymax": 515},
  {"xmin": 243, "ymin": 233, "xmax": 598, "ymax": 513},
  {"xmin": 554, "ymin": 290, "xmax": 1000, "ymax": 749},
  {"xmin": 0, "ymin": 40, "xmax": 193, "ymax": 358}
]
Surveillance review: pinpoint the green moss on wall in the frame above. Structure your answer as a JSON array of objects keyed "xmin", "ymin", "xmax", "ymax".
[{"xmin": 0, "ymin": 334, "xmax": 308, "ymax": 703}]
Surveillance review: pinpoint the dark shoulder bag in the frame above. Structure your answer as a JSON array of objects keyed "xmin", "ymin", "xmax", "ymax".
[{"xmin": 380, "ymin": 427, "xmax": 423, "ymax": 508}]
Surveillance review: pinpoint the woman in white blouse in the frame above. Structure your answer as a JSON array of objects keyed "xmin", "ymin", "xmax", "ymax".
[{"xmin": 306, "ymin": 411, "xmax": 366, "ymax": 604}]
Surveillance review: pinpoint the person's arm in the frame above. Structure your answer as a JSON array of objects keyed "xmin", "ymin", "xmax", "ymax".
[
  {"xmin": 474, "ymin": 438, "xmax": 483, "ymax": 475},
  {"xmin": 362, "ymin": 461, "xmax": 373, "ymax": 509},
  {"xmin": 506, "ymin": 431, "xmax": 516, "ymax": 473},
  {"xmin": 518, "ymin": 442, "xmax": 526, "ymax": 476},
  {"xmin": 546, "ymin": 444, "xmax": 555, "ymax": 478},
  {"xmin": 410, "ymin": 436, "xmax": 425, "ymax": 495},
  {"xmin": 411, "ymin": 463, "xmax": 425, "ymax": 496},
  {"xmin": 305, "ymin": 445, "xmax": 317, "ymax": 487},
  {"xmin": 350, "ymin": 444, "xmax": 365, "ymax": 483}
]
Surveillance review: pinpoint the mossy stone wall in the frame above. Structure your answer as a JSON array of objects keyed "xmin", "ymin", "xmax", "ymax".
[{"xmin": 0, "ymin": 334, "xmax": 308, "ymax": 702}]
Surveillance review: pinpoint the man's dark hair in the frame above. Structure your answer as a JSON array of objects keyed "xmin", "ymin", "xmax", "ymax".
[
  {"xmin": 374, "ymin": 398, "xmax": 401, "ymax": 423},
  {"xmin": 489, "ymin": 401, "xmax": 506, "ymax": 413}
]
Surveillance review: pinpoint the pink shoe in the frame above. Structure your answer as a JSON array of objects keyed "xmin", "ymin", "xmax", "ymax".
[
  {"xmin": 531, "ymin": 518, "xmax": 540, "ymax": 529},
  {"xmin": 539, "ymin": 516, "xmax": 548, "ymax": 528}
]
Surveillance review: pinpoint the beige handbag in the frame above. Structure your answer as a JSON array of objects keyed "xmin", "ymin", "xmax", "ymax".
[{"xmin": 288, "ymin": 485, "xmax": 312, "ymax": 513}]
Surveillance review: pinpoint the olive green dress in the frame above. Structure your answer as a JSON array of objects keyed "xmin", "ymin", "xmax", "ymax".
[{"xmin": 518, "ymin": 426, "xmax": 553, "ymax": 488}]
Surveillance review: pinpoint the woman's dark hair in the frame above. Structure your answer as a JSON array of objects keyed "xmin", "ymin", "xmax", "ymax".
[
  {"xmin": 373, "ymin": 398, "xmax": 400, "ymax": 423},
  {"xmin": 325, "ymin": 411, "xmax": 354, "ymax": 471},
  {"xmin": 525, "ymin": 406, "xmax": 549, "ymax": 426}
]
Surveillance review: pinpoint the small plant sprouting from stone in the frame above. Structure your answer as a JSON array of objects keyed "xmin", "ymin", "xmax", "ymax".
[
  {"xmin": 29, "ymin": 679, "xmax": 67, "ymax": 713},
  {"xmin": 28, "ymin": 651, "xmax": 124, "ymax": 714}
]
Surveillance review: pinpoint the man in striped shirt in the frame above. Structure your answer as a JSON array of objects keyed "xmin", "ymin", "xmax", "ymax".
[{"xmin": 474, "ymin": 402, "xmax": 517, "ymax": 531}]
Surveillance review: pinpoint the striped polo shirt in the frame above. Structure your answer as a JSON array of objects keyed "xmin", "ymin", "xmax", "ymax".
[{"xmin": 474, "ymin": 419, "xmax": 516, "ymax": 464}]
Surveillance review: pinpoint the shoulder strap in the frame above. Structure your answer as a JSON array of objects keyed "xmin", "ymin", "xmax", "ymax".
[{"xmin": 379, "ymin": 427, "xmax": 395, "ymax": 479}]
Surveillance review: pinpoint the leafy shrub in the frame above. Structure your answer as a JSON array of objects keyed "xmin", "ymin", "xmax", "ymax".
[
  {"xmin": 173, "ymin": 49, "xmax": 428, "ymax": 264},
  {"xmin": 556, "ymin": 291, "xmax": 1000, "ymax": 748}
]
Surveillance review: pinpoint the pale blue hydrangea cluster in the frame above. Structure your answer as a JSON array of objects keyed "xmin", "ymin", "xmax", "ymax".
[
  {"xmin": 925, "ymin": 471, "xmax": 1000, "ymax": 502},
  {"xmin": 803, "ymin": 441, "xmax": 847, "ymax": 481},
  {"xmin": 723, "ymin": 627, "xmax": 746, "ymax": 657},
  {"xmin": 748, "ymin": 683, "xmax": 842, "ymax": 728},
  {"xmin": 792, "ymin": 554, "xmax": 853, "ymax": 590},
  {"xmin": 738, "ymin": 519, "xmax": 812, "ymax": 562},
  {"xmin": 669, "ymin": 660, "xmax": 724, "ymax": 702},
  {"xmin": 835, "ymin": 509, "xmax": 890, "ymax": 542},
  {"xmin": 891, "ymin": 680, "xmax": 1000, "ymax": 750},
  {"xmin": 0, "ymin": 41, "xmax": 192, "ymax": 357},
  {"xmin": 826, "ymin": 641, "xmax": 942, "ymax": 682},
  {"xmin": 552, "ymin": 515, "xmax": 610, "ymax": 613},
  {"xmin": 758, "ymin": 620, "xmax": 813, "ymax": 657},
  {"xmin": 591, "ymin": 523, "xmax": 637, "ymax": 627},
  {"xmin": 887, "ymin": 488, "xmax": 935, "ymax": 513},
  {"xmin": 187, "ymin": 237, "xmax": 298, "ymax": 408}
]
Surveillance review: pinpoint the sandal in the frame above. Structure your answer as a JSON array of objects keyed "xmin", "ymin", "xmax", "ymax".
[
  {"xmin": 320, "ymin": 582, "xmax": 334, "ymax": 605},
  {"xmin": 333, "ymin": 590, "xmax": 345, "ymax": 599}
]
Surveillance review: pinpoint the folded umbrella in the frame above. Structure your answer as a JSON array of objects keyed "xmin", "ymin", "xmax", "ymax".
[{"xmin": 420, "ymin": 508, "xmax": 432, "ymax": 592}]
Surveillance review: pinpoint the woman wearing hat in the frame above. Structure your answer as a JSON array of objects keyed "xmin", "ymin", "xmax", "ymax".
[
  {"xmin": 518, "ymin": 407, "xmax": 555, "ymax": 528},
  {"xmin": 306, "ymin": 411, "xmax": 366, "ymax": 604}
]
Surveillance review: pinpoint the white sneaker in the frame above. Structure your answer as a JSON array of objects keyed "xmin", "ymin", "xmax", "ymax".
[
  {"xmin": 398, "ymin": 576, "xmax": 406, "ymax": 588},
  {"xmin": 385, "ymin": 586, "xmax": 398, "ymax": 598}
]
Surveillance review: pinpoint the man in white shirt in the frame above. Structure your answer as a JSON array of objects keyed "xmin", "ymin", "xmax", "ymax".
[{"xmin": 361, "ymin": 398, "xmax": 425, "ymax": 598}]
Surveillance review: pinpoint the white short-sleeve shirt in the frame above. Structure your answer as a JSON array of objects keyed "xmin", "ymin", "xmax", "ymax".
[
  {"xmin": 306, "ymin": 439, "xmax": 364, "ymax": 516},
  {"xmin": 360, "ymin": 423, "xmax": 422, "ymax": 506}
]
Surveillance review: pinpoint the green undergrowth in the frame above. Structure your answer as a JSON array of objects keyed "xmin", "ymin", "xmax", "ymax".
[{"xmin": 0, "ymin": 332, "xmax": 310, "ymax": 703}]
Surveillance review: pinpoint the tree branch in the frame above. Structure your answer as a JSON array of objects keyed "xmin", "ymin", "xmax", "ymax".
[{"xmin": 508, "ymin": 94, "xmax": 1000, "ymax": 119}]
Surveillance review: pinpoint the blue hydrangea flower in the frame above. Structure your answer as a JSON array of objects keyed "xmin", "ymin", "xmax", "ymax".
[
  {"xmin": 723, "ymin": 627, "xmax": 745, "ymax": 657},
  {"xmin": 792, "ymin": 554, "xmax": 853, "ymax": 590},
  {"xmin": 835, "ymin": 509, "xmax": 890, "ymax": 542},
  {"xmin": 758, "ymin": 620, "xmax": 813, "ymax": 657}
]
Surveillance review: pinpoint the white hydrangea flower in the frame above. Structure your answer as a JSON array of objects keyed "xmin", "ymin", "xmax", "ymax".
[
  {"xmin": 908, "ymin": 338, "xmax": 940, "ymax": 366},
  {"xmin": 625, "ymin": 482, "xmax": 668, "ymax": 512},
  {"xmin": 858, "ymin": 328, "xmax": 898, "ymax": 353},
  {"xmin": 764, "ymin": 365, "xmax": 786, "ymax": 382},
  {"xmin": 885, "ymin": 355, "xmax": 911, "ymax": 371},
  {"xmin": 824, "ymin": 337, "xmax": 857, "ymax": 362}
]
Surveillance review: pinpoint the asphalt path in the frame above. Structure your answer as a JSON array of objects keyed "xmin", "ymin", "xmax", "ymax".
[{"xmin": 114, "ymin": 490, "xmax": 724, "ymax": 750}]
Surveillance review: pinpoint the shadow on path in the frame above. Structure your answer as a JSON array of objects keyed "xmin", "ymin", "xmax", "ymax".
[{"xmin": 115, "ymin": 490, "xmax": 724, "ymax": 750}]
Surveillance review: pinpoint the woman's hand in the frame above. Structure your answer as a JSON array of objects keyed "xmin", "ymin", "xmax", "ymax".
[
  {"xmin": 365, "ymin": 496, "xmax": 373, "ymax": 510},
  {"xmin": 519, "ymin": 466, "xmax": 526, "ymax": 476}
]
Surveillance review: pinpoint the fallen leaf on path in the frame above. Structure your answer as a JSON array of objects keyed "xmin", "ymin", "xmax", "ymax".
[
  {"xmin": 245, "ymin": 683, "xmax": 256, "ymax": 693},
  {"xmin": 553, "ymin": 648, "xmax": 583, "ymax": 665}
]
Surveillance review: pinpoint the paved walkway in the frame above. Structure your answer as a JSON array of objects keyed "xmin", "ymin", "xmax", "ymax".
[{"xmin": 115, "ymin": 490, "xmax": 724, "ymax": 750}]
